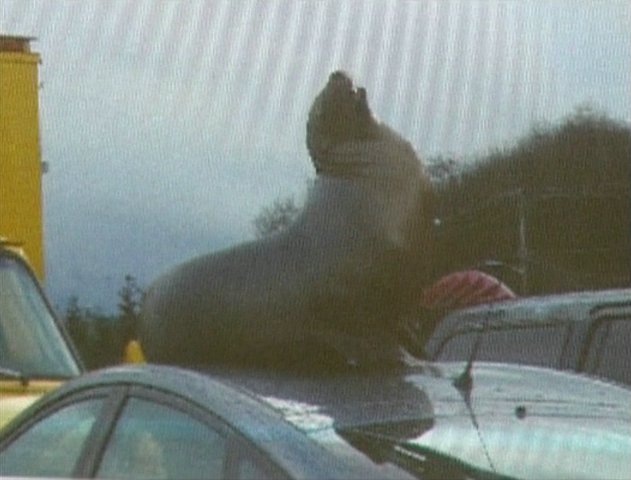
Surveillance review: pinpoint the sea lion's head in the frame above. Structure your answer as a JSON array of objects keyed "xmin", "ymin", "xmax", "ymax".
[{"xmin": 307, "ymin": 71, "xmax": 378, "ymax": 171}]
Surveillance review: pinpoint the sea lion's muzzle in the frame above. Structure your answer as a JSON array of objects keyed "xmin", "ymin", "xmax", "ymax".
[
  {"xmin": 326, "ymin": 71, "xmax": 369, "ymax": 116},
  {"xmin": 307, "ymin": 71, "xmax": 376, "ymax": 169}
]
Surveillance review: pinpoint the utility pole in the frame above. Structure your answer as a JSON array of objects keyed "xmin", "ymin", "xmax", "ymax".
[{"xmin": 517, "ymin": 190, "xmax": 529, "ymax": 295}]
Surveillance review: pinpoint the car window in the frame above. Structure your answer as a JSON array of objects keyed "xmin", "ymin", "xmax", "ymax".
[
  {"xmin": 96, "ymin": 397, "xmax": 228, "ymax": 480},
  {"xmin": 436, "ymin": 324, "xmax": 569, "ymax": 369},
  {"xmin": 434, "ymin": 329, "xmax": 478, "ymax": 361},
  {"xmin": 478, "ymin": 325, "xmax": 569, "ymax": 368},
  {"xmin": 0, "ymin": 398, "xmax": 104, "ymax": 477},
  {"xmin": 585, "ymin": 319, "xmax": 631, "ymax": 385},
  {"xmin": 0, "ymin": 255, "xmax": 80, "ymax": 377}
]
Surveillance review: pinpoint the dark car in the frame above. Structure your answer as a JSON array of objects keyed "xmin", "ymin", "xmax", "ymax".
[
  {"xmin": 1, "ymin": 362, "xmax": 629, "ymax": 480},
  {"xmin": 423, "ymin": 289, "xmax": 631, "ymax": 386}
]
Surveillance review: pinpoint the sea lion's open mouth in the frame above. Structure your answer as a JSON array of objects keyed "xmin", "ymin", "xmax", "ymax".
[
  {"xmin": 307, "ymin": 71, "xmax": 375, "ymax": 169},
  {"xmin": 327, "ymin": 71, "xmax": 360, "ymax": 99},
  {"xmin": 326, "ymin": 71, "xmax": 369, "ymax": 117},
  {"xmin": 328, "ymin": 70, "xmax": 354, "ymax": 90}
]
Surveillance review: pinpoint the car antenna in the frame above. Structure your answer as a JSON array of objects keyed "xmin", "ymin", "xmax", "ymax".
[
  {"xmin": 453, "ymin": 323, "xmax": 483, "ymax": 397},
  {"xmin": 452, "ymin": 318, "xmax": 496, "ymax": 473}
]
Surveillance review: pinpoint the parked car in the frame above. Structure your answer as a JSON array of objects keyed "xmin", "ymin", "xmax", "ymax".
[
  {"xmin": 423, "ymin": 289, "xmax": 631, "ymax": 385},
  {"xmin": 0, "ymin": 362, "xmax": 629, "ymax": 479},
  {"xmin": 0, "ymin": 240, "xmax": 84, "ymax": 429}
]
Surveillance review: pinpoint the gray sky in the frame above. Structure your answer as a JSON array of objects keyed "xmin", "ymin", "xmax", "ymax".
[{"xmin": 2, "ymin": 0, "xmax": 629, "ymax": 312}]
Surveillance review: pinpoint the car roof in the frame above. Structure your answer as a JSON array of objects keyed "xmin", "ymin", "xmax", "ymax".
[
  {"xmin": 203, "ymin": 364, "xmax": 437, "ymax": 432},
  {"xmin": 208, "ymin": 362, "xmax": 631, "ymax": 434},
  {"xmin": 434, "ymin": 288, "xmax": 631, "ymax": 332},
  {"xmin": 44, "ymin": 363, "xmax": 438, "ymax": 431}
]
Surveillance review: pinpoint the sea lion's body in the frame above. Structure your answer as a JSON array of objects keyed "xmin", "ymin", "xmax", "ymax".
[{"xmin": 139, "ymin": 72, "xmax": 430, "ymax": 367}]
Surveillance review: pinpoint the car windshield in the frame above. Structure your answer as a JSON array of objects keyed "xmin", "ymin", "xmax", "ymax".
[
  {"xmin": 431, "ymin": 320, "xmax": 571, "ymax": 366},
  {"xmin": 0, "ymin": 255, "xmax": 80, "ymax": 378}
]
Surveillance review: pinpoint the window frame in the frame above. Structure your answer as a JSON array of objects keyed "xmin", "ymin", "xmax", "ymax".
[
  {"xmin": 0, "ymin": 386, "xmax": 124, "ymax": 478},
  {"xmin": 86, "ymin": 384, "xmax": 288, "ymax": 479},
  {"xmin": 579, "ymin": 302, "xmax": 631, "ymax": 384}
]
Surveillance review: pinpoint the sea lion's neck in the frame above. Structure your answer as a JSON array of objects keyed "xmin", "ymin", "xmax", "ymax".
[
  {"xmin": 313, "ymin": 135, "xmax": 419, "ymax": 181},
  {"xmin": 289, "ymin": 141, "xmax": 424, "ymax": 250}
]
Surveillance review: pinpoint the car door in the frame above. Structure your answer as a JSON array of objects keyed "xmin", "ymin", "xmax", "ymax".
[
  {"xmin": 0, "ymin": 384, "xmax": 286, "ymax": 479},
  {"xmin": 85, "ymin": 385, "xmax": 284, "ymax": 480}
]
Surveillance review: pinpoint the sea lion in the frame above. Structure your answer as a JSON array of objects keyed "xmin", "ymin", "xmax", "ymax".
[{"xmin": 139, "ymin": 71, "xmax": 431, "ymax": 368}]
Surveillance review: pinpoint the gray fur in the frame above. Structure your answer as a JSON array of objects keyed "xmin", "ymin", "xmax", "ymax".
[{"xmin": 139, "ymin": 72, "xmax": 431, "ymax": 368}]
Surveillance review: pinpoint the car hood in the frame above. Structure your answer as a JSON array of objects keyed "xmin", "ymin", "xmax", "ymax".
[
  {"xmin": 408, "ymin": 414, "xmax": 630, "ymax": 480},
  {"xmin": 401, "ymin": 362, "xmax": 631, "ymax": 480}
]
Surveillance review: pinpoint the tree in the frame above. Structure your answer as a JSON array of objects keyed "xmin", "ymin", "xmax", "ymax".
[
  {"xmin": 252, "ymin": 196, "xmax": 301, "ymax": 238},
  {"xmin": 64, "ymin": 295, "xmax": 87, "ymax": 353},
  {"xmin": 117, "ymin": 274, "xmax": 143, "ymax": 341},
  {"xmin": 62, "ymin": 276, "xmax": 145, "ymax": 369},
  {"xmin": 63, "ymin": 297, "xmax": 117, "ymax": 369},
  {"xmin": 64, "ymin": 295, "xmax": 83, "ymax": 332},
  {"xmin": 430, "ymin": 108, "xmax": 630, "ymax": 294},
  {"xmin": 426, "ymin": 156, "xmax": 461, "ymax": 184}
]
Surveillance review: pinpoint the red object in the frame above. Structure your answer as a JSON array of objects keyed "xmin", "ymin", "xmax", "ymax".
[{"xmin": 421, "ymin": 270, "xmax": 517, "ymax": 311}]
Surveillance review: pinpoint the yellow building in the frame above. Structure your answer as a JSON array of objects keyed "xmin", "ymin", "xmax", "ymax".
[{"xmin": 0, "ymin": 35, "xmax": 45, "ymax": 280}]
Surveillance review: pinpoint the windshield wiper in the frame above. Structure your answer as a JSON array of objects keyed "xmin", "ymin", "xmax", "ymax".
[
  {"xmin": 395, "ymin": 443, "xmax": 516, "ymax": 480},
  {"xmin": 341, "ymin": 428, "xmax": 515, "ymax": 480},
  {"xmin": 0, "ymin": 366, "xmax": 30, "ymax": 386}
]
